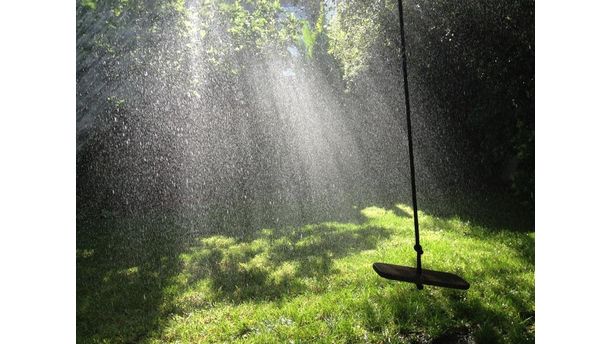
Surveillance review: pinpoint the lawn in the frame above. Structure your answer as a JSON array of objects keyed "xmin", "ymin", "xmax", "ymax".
[{"xmin": 76, "ymin": 204, "xmax": 534, "ymax": 343}]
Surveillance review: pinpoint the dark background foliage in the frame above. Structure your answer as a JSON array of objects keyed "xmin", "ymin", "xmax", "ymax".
[{"xmin": 77, "ymin": 0, "xmax": 534, "ymax": 224}]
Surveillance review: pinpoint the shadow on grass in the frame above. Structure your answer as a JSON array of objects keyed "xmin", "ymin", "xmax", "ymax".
[
  {"xmin": 76, "ymin": 211, "xmax": 392, "ymax": 342},
  {"xmin": 180, "ymin": 222, "xmax": 393, "ymax": 303},
  {"xmin": 77, "ymin": 202, "xmax": 534, "ymax": 343},
  {"xmin": 361, "ymin": 267, "xmax": 534, "ymax": 344},
  {"xmin": 76, "ymin": 218, "xmax": 197, "ymax": 343}
]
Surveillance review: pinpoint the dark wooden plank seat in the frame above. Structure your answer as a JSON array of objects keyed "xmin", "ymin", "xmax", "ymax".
[{"xmin": 373, "ymin": 262, "xmax": 470, "ymax": 290}]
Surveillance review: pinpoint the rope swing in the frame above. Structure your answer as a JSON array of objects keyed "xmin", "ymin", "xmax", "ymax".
[{"xmin": 372, "ymin": 0, "xmax": 470, "ymax": 291}]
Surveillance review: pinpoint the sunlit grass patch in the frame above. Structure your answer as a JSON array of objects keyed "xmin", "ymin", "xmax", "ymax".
[{"xmin": 77, "ymin": 204, "xmax": 534, "ymax": 343}]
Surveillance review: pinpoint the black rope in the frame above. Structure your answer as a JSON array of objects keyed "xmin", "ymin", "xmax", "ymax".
[{"xmin": 397, "ymin": 0, "xmax": 423, "ymax": 290}]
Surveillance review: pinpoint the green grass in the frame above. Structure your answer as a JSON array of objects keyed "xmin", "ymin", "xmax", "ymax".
[{"xmin": 77, "ymin": 204, "xmax": 534, "ymax": 343}]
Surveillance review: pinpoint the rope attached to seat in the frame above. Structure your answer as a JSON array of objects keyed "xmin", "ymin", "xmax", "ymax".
[{"xmin": 397, "ymin": 0, "xmax": 424, "ymax": 290}]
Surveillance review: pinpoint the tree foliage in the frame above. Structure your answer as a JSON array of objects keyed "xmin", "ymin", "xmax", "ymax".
[
  {"xmin": 77, "ymin": 0, "xmax": 534, "ymax": 213},
  {"xmin": 327, "ymin": 0, "xmax": 534, "ymax": 208}
]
